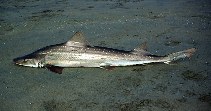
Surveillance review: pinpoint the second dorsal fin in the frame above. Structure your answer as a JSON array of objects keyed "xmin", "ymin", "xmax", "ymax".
[
  {"xmin": 133, "ymin": 42, "xmax": 147, "ymax": 52},
  {"xmin": 132, "ymin": 42, "xmax": 151, "ymax": 55}
]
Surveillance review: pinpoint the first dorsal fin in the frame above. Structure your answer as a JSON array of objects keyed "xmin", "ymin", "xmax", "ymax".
[
  {"xmin": 65, "ymin": 31, "xmax": 88, "ymax": 47},
  {"xmin": 132, "ymin": 42, "xmax": 151, "ymax": 55}
]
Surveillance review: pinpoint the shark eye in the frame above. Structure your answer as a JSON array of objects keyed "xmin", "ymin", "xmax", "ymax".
[
  {"xmin": 24, "ymin": 59, "xmax": 31, "ymax": 62},
  {"xmin": 24, "ymin": 59, "xmax": 29, "ymax": 61}
]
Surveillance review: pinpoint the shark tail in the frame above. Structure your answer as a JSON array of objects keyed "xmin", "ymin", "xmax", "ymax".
[{"xmin": 164, "ymin": 48, "xmax": 196, "ymax": 64}]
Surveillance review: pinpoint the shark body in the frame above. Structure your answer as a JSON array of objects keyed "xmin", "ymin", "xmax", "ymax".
[{"xmin": 13, "ymin": 32, "xmax": 196, "ymax": 74}]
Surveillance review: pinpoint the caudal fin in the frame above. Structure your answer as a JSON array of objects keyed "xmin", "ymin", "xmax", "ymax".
[{"xmin": 165, "ymin": 48, "xmax": 196, "ymax": 64}]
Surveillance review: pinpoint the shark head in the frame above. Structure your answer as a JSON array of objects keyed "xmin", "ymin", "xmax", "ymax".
[{"xmin": 13, "ymin": 53, "xmax": 43, "ymax": 68}]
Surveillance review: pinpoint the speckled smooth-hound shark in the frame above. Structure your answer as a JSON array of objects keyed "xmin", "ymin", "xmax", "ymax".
[{"xmin": 13, "ymin": 32, "xmax": 196, "ymax": 74}]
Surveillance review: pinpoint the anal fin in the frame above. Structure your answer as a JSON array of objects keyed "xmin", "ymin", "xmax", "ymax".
[
  {"xmin": 100, "ymin": 63, "xmax": 115, "ymax": 70},
  {"xmin": 103, "ymin": 66, "xmax": 116, "ymax": 70}
]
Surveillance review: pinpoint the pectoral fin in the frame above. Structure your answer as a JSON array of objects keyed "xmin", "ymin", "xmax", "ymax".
[{"xmin": 46, "ymin": 66, "xmax": 64, "ymax": 74}]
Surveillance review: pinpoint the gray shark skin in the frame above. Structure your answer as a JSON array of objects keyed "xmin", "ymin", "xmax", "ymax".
[{"xmin": 13, "ymin": 32, "xmax": 196, "ymax": 74}]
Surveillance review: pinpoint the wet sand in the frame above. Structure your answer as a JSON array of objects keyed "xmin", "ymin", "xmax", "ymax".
[{"xmin": 0, "ymin": 0, "xmax": 210, "ymax": 110}]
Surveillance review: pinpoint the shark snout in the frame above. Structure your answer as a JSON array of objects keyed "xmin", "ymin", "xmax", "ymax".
[
  {"xmin": 13, "ymin": 57, "xmax": 26, "ymax": 65},
  {"xmin": 13, "ymin": 55, "xmax": 40, "ymax": 67},
  {"xmin": 13, "ymin": 57, "xmax": 20, "ymax": 63}
]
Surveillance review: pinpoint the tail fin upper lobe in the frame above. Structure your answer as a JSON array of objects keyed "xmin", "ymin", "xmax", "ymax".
[{"xmin": 165, "ymin": 48, "xmax": 196, "ymax": 64}]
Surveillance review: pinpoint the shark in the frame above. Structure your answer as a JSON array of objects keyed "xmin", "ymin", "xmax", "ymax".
[{"xmin": 13, "ymin": 32, "xmax": 196, "ymax": 74}]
